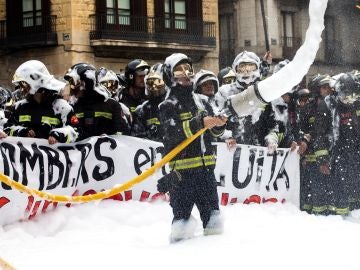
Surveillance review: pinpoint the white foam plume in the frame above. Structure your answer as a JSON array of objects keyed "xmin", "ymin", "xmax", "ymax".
[{"xmin": 258, "ymin": 0, "xmax": 329, "ymax": 102}]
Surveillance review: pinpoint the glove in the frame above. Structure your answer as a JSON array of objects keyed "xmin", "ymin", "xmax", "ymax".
[
  {"xmin": 267, "ymin": 142, "xmax": 278, "ymax": 155},
  {"xmin": 265, "ymin": 137, "xmax": 278, "ymax": 155},
  {"xmin": 297, "ymin": 141, "xmax": 308, "ymax": 155},
  {"xmin": 225, "ymin": 138, "xmax": 237, "ymax": 150},
  {"xmin": 265, "ymin": 133, "xmax": 278, "ymax": 155},
  {"xmin": 290, "ymin": 141, "xmax": 297, "ymax": 152},
  {"xmin": 319, "ymin": 162, "xmax": 331, "ymax": 175},
  {"xmin": 157, "ymin": 170, "xmax": 182, "ymax": 193}
]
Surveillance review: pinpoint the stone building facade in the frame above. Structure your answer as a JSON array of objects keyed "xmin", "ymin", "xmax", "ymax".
[
  {"xmin": 0, "ymin": 0, "xmax": 219, "ymax": 88},
  {"xmin": 219, "ymin": 0, "xmax": 359, "ymax": 79}
]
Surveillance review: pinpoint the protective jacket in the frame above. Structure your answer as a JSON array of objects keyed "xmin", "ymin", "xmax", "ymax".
[
  {"xmin": 131, "ymin": 96, "xmax": 164, "ymax": 142},
  {"xmin": 297, "ymin": 98, "xmax": 333, "ymax": 215},
  {"xmin": 119, "ymin": 91, "xmax": 147, "ymax": 114},
  {"xmin": 159, "ymin": 84, "xmax": 225, "ymax": 229},
  {"xmin": 4, "ymin": 93, "xmax": 77, "ymax": 142},
  {"xmin": 159, "ymin": 86, "xmax": 225, "ymax": 171},
  {"xmin": 331, "ymin": 101, "xmax": 360, "ymax": 213},
  {"xmin": 73, "ymin": 91, "xmax": 130, "ymax": 140}
]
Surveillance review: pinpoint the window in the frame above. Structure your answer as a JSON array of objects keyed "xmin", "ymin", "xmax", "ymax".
[
  {"xmin": 106, "ymin": 0, "xmax": 131, "ymax": 25},
  {"xmin": 324, "ymin": 16, "xmax": 341, "ymax": 63},
  {"xmin": 282, "ymin": 12, "xmax": 294, "ymax": 47},
  {"xmin": 219, "ymin": 13, "xmax": 235, "ymax": 67},
  {"xmin": 22, "ymin": 0, "xmax": 42, "ymax": 27},
  {"xmin": 154, "ymin": 0, "xmax": 201, "ymax": 33},
  {"xmin": 164, "ymin": 0, "xmax": 186, "ymax": 30}
]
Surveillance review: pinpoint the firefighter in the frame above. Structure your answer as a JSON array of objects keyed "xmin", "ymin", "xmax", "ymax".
[
  {"xmin": 119, "ymin": 59, "xmax": 150, "ymax": 113},
  {"xmin": 4, "ymin": 60, "xmax": 78, "ymax": 144},
  {"xmin": 300, "ymin": 74, "xmax": 334, "ymax": 215},
  {"xmin": 64, "ymin": 63, "xmax": 130, "ymax": 140},
  {"xmin": 331, "ymin": 73, "xmax": 360, "ymax": 213},
  {"xmin": 97, "ymin": 67, "xmax": 132, "ymax": 126},
  {"xmin": 157, "ymin": 53, "xmax": 227, "ymax": 242},
  {"xmin": 217, "ymin": 67, "xmax": 236, "ymax": 87},
  {"xmin": 131, "ymin": 63, "xmax": 167, "ymax": 142}
]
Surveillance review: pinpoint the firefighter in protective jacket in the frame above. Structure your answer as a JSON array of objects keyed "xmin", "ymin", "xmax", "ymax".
[
  {"xmin": 158, "ymin": 53, "xmax": 227, "ymax": 242},
  {"xmin": 64, "ymin": 63, "xmax": 130, "ymax": 140},
  {"xmin": 131, "ymin": 63, "xmax": 167, "ymax": 142},
  {"xmin": 5, "ymin": 60, "xmax": 78, "ymax": 144}
]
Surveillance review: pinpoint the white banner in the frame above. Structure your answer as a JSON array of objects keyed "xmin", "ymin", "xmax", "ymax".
[
  {"xmin": 0, "ymin": 135, "xmax": 299, "ymax": 226},
  {"xmin": 214, "ymin": 143, "xmax": 299, "ymax": 206}
]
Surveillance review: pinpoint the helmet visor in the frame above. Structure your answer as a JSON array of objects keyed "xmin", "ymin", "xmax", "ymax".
[
  {"xmin": 173, "ymin": 63, "xmax": 194, "ymax": 79},
  {"xmin": 17, "ymin": 81, "xmax": 31, "ymax": 94},
  {"xmin": 338, "ymin": 92, "xmax": 360, "ymax": 104},
  {"xmin": 236, "ymin": 63, "xmax": 257, "ymax": 74},
  {"xmin": 222, "ymin": 76, "xmax": 236, "ymax": 85},
  {"xmin": 101, "ymin": 80, "xmax": 119, "ymax": 94},
  {"xmin": 146, "ymin": 78, "xmax": 165, "ymax": 97},
  {"xmin": 67, "ymin": 77, "xmax": 81, "ymax": 90}
]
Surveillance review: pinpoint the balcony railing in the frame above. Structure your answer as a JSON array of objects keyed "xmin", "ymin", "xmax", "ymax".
[
  {"xmin": 89, "ymin": 14, "xmax": 216, "ymax": 46},
  {"xmin": 0, "ymin": 15, "xmax": 58, "ymax": 49},
  {"xmin": 281, "ymin": 36, "xmax": 302, "ymax": 59}
]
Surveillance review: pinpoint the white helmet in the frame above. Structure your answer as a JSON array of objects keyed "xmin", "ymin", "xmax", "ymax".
[
  {"xmin": 97, "ymin": 68, "xmax": 119, "ymax": 83},
  {"xmin": 12, "ymin": 60, "xmax": 65, "ymax": 95},
  {"xmin": 232, "ymin": 51, "xmax": 261, "ymax": 85},
  {"xmin": 163, "ymin": 53, "xmax": 194, "ymax": 87},
  {"xmin": 193, "ymin": 69, "xmax": 219, "ymax": 94}
]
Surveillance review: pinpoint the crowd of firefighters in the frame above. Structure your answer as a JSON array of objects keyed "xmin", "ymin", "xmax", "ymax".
[{"xmin": 0, "ymin": 50, "xmax": 359, "ymax": 241}]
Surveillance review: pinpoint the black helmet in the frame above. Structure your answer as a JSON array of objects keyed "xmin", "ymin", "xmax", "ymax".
[
  {"xmin": 217, "ymin": 67, "xmax": 236, "ymax": 86},
  {"xmin": 124, "ymin": 59, "xmax": 150, "ymax": 85},
  {"xmin": 64, "ymin": 63, "xmax": 97, "ymax": 91},
  {"xmin": 335, "ymin": 73, "xmax": 360, "ymax": 105},
  {"xmin": 64, "ymin": 63, "xmax": 110, "ymax": 99},
  {"xmin": 296, "ymin": 88, "xmax": 311, "ymax": 97},
  {"xmin": 308, "ymin": 74, "xmax": 333, "ymax": 94},
  {"xmin": 294, "ymin": 88, "xmax": 313, "ymax": 104}
]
